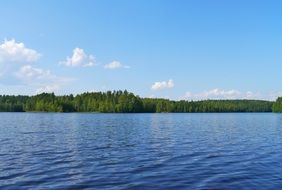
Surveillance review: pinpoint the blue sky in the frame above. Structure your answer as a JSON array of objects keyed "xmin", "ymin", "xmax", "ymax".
[{"xmin": 0, "ymin": 0, "xmax": 282, "ymax": 100}]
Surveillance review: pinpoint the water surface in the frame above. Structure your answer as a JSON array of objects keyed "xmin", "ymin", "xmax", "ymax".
[{"xmin": 0, "ymin": 113, "xmax": 282, "ymax": 189}]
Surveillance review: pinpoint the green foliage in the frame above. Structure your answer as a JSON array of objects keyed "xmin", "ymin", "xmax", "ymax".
[
  {"xmin": 0, "ymin": 91, "xmax": 274, "ymax": 113},
  {"xmin": 273, "ymin": 97, "xmax": 282, "ymax": 112},
  {"xmin": 142, "ymin": 99, "xmax": 273, "ymax": 113},
  {"xmin": 0, "ymin": 95, "xmax": 28, "ymax": 112}
]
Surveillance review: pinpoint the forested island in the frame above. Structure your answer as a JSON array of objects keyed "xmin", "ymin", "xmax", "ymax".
[{"xmin": 0, "ymin": 90, "xmax": 281, "ymax": 113}]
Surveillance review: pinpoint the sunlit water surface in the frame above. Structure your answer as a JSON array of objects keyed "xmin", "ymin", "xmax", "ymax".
[{"xmin": 1, "ymin": 113, "xmax": 282, "ymax": 189}]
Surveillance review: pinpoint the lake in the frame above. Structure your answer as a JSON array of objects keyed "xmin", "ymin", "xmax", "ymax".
[{"xmin": 0, "ymin": 113, "xmax": 282, "ymax": 189}]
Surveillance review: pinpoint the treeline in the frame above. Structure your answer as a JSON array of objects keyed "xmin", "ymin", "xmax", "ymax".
[
  {"xmin": 0, "ymin": 90, "xmax": 275, "ymax": 113},
  {"xmin": 272, "ymin": 97, "xmax": 282, "ymax": 112}
]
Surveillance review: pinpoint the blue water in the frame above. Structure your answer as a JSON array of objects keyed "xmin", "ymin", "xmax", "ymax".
[{"xmin": 0, "ymin": 113, "xmax": 282, "ymax": 189}]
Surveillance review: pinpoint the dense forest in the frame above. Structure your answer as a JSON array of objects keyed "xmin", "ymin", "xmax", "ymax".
[
  {"xmin": 272, "ymin": 97, "xmax": 282, "ymax": 112},
  {"xmin": 0, "ymin": 90, "xmax": 276, "ymax": 113}
]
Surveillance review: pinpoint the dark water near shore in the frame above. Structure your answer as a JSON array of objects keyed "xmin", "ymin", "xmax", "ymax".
[{"xmin": 0, "ymin": 113, "xmax": 282, "ymax": 189}]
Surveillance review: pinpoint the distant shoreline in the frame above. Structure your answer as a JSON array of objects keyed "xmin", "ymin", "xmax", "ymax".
[
  {"xmin": 0, "ymin": 111, "xmax": 275, "ymax": 113},
  {"xmin": 1, "ymin": 90, "xmax": 280, "ymax": 113}
]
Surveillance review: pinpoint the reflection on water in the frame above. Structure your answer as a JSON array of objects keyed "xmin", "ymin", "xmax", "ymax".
[{"xmin": 0, "ymin": 113, "xmax": 282, "ymax": 189}]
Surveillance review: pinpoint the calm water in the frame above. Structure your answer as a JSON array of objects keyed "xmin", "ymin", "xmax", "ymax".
[{"xmin": 0, "ymin": 113, "xmax": 282, "ymax": 189}]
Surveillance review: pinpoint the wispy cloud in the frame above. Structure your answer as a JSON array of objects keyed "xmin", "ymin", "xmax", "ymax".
[
  {"xmin": 104, "ymin": 61, "xmax": 129, "ymax": 69},
  {"xmin": 35, "ymin": 77, "xmax": 73, "ymax": 94},
  {"xmin": 16, "ymin": 65, "xmax": 51, "ymax": 80},
  {"xmin": 184, "ymin": 88, "xmax": 282, "ymax": 101},
  {"xmin": 15, "ymin": 64, "xmax": 73, "ymax": 94}
]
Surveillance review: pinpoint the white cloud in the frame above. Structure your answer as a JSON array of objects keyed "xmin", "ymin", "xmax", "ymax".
[
  {"xmin": 151, "ymin": 79, "xmax": 174, "ymax": 90},
  {"xmin": 0, "ymin": 39, "xmax": 40, "ymax": 63},
  {"xmin": 184, "ymin": 88, "xmax": 282, "ymax": 101},
  {"xmin": 35, "ymin": 84, "xmax": 61, "ymax": 94},
  {"xmin": 267, "ymin": 92, "xmax": 282, "ymax": 101},
  {"xmin": 34, "ymin": 76, "xmax": 74, "ymax": 94},
  {"xmin": 185, "ymin": 88, "xmax": 241, "ymax": 100},
  {"xmin": 16, "ymin": 65, "xmax": 51, "ymax": 80},
  {"xmin": 15, "ymin": 65, "xmax": 73, "ymax": 94},
  {"xmin": 60, "ymin": 48, "xmax": 96, "ymax": 67},
  {"xmin": 0, "ymin": 39, "xmax": 41, "ymax": 76},
  {"xmin": 104, "ymin": 61, "xmax": 129, "ymax": 69},
  {"xmin": 0, "ymin": 39, "xmax": 74, "ymax": 94},
  {"xmin": 35, "ymin": 78, "xmax": 71, "ymax": 94},
  {"xmin": 148, "ymin": 94, "xmax": 156, "ymax": 98}
]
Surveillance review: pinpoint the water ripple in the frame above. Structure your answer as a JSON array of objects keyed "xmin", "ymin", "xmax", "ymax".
[{"xmin": 0, "ymin": 113, "xmax": 282, "ymax": 189}]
